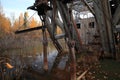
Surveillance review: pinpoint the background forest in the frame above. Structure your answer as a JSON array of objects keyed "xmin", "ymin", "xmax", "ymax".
[
  {"xmin": 0, "ymin": 3, "xmax": 44, "ymax": 52},
  {"xmin": 0, "ymin": 2, "xmax": 62, "ymax": 53}
]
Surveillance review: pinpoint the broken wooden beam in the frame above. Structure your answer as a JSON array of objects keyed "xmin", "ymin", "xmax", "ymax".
[
  {"xmin": 15, "ymin": 26, "xmax": 45, "ymax": 34},
  {"xmin": 77, "ymin": 69, "xmax": 89, "ymax": 80}
]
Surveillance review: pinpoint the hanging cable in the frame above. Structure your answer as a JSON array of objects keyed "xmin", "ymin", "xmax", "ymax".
[{"xmin": 16, "ymin": 12, "xmax": 37, "ymax": 31}]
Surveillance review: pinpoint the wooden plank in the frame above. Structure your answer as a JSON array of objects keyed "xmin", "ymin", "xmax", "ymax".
[
  {"xmin": 77, "ymin": 69, "xmax": 89, "ymax": 80},
  {"xmin": 55, "ymin": 33, "xmax": 65, "ymax": 39},
  {"xmin": 42, "ymin": 28, "xmax": 48, "ymax": 72},
  {"xmin": 93, "ymin": 0, "xmax": 111, "ymax": 53},
  {"xmin": 101, "ymin": 0, "xmax": 116, "ymax": 57},
  {"xmin": 15, "ymin": 26, "xmax": 44, "ymax": 34}
]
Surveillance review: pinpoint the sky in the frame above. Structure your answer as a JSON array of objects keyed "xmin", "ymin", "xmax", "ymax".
[
  {"xmin": 1, "ymin": 0, "xmax": 39, "ymax": 20},
  {"xmin": 0, "ymin": 0, "xmax": 93, "ymax": 21}
]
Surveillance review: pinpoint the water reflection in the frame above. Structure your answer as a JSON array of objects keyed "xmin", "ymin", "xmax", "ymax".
[{"xmin": 0, "ymin": 44, "xmax": 69, "ymax": 80}]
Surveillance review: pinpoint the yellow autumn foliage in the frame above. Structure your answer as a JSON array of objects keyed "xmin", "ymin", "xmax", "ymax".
[
  {"xmin": 0, "ymin": 12, "xmax": 11, "ymax": 37},
  {"xmin": 29, "ymin": 17, "xmax": 38, "ymax": 28},
  {"xmin": 5, "ymin": 63, "xmax": 14, "ymax": 69}
]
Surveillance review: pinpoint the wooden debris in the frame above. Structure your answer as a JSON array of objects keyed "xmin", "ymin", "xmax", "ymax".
[
  {"xmin": 5, "ymin": 63, "xmax": 14, "ymax": 69},
  {"xmin": 77, "ymin": 68, "xmax": 90, "ymax": 80}
]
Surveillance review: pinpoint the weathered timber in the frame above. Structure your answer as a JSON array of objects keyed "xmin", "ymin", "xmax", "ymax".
[
  {"xmin": 40, "ymin": 16, "xmax": 48, "ymax": 72},
  {"xmin": 42, "ymin": 24, "xmax": 48, "ymax": 72},
  {"xmin": 59, "ymin": 1, "xmax": 83, "ymax": 52},
  {"xmin": 93, "ymin": 0, "xmax": 116, "ymax": 58},
  {"xmin": 69, "ymin": 45, "xmax": 76, "ymax": 80},
  {"xmin": 57, "ymin": 1, "xmax": 77, "ymax": 80},
  {"xmin": 45, "ymin": 17, "xmax": 63, "ymax": 53},
  {"xmin": 77, "ymin": 69, "xmax": 89, "ymax": 80},
  {"xmin": 71, "ymin": 11, "xmax": 83, "ymax": 51},
  {"xmin": 93, "ymin": 0, "xmax": 111, "ymax": 52},
  {"xmin": 55, "ymin": 33, "xmax": 65, "ymax": 39},
  {"xmin": 100, "ymin": 0, "xmax": 116, "ymax": 57},
  {"xmin": 15, "ymin": 26, "xmax": 45, "ymax": 34}
]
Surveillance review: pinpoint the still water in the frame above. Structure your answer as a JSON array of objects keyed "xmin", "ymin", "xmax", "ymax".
[{"xmin": 0, "ymin": 43, "xmax": 69, "ymax": 80}]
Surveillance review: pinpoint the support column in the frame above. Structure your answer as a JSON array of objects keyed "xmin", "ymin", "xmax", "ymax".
[
  {"xmin": 42, "ymin": 29, "xmax": 48, "ymax": 72},
  {"xmin": 56, "ymin": 1, "xmax": 77, "ymax": 80},
  {"xmin": 101, "ymin": 0, "xmax": 116, "ymax": 58},
  {"xmin": 93, "ymin": 0, "xmax": 111, "ymax": 53},
  {"xmin": 68, "ymin": 41, "xmax": 76, "ymax": 80},
  {"xmin": 41, "ymin": 16, "xmax": 48, "ymax": 72}
]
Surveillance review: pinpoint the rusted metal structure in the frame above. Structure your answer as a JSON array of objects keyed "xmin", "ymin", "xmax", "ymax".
[{"xmin": 15, "ymin": 0, "xmax": 120, "ymax": 80}]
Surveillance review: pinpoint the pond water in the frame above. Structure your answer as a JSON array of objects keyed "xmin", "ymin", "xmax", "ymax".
[{"xmin": 0, "ymin": 43, "xmax": 69, "ymax": 80}]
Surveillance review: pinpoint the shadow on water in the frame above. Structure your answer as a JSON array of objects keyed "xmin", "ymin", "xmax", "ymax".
[{"xmin": 0, "ymin": 43, "xmax": 69, "ymax": 80}]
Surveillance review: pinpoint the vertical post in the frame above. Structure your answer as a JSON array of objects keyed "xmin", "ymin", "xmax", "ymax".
[
  {"xmin": 56, "ymin": 1, "xmax": 77, "ymax": 80},
  {"xmin": 68, "ymin": 41, "xmax": 76, "ymax": 80},
  {"xmin": 42, "ymin": 16, "xmax": 48, "ymax": 72},
  {"xmin": 43, "ymin": 29, "xmax": 48, "ymax": 72},
  {"xmin": 68, "ymin": 6, "xmax": 76, "ymax": 80},
  {"xmin": 69, "ymin": 6, "xmax": 76, "ymax": 80},
  {"xmin": 101, "ymin": 0, "xmax": 116, "ymax": 58},
  {"xmin": 93, "ymin": 0, "xmax": 110, "ymax": 53}
]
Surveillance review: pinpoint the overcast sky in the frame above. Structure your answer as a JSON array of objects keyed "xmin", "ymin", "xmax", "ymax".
[{"xmin": 1, "ymin": 0, "xmax": 39, "ymax": 20}]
